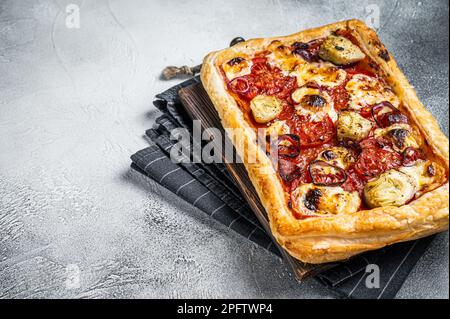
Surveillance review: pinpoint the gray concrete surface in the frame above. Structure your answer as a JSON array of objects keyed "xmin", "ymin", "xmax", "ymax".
[{"xmin": 0, "ymin": 0, "xmax": 448, "ymax": 299}]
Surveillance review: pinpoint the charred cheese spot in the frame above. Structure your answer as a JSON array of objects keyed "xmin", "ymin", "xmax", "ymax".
[
  {"xmin": 303, "ymin": 188, "xmax": 322, "ymax": 211},
  {"xmin": 374, "ymin": 124, "xmax": 419, "ymax": 152},
  {"xmin": 337, "ymin": 111, "xmax": 374, "ymax": 142},
  {"xmin": 291, "ymin": 184, "xmax": 360, "ymax": 216},
  {"xmin": 319, "ymin": 35, "xmax": 366, "ymax": 65},
  {"xmin": 250, "ymin": 95, "xmax": 283, "ymax": 124},
  {"xmin": 293, "ymin": 62, "xmax": 347, "ymax": 88},
  {"xmin": 222, "ymin": 56, "xmax": 252, "ymax": 80},
  {"xmin": 292, "ymin": 87, "xmax": 320, "ymax": 104},
  {"xmin": 346, "ymin": 74, "xmax": 399, "ymax": 110},
  {"xmin": 317, "ymin": 147, "xmax": 355, "ymax": 169},
  {"xmin": 266, "ymin": 43, "xmax": 306, "ymax": 74},
  {"xmin": 364, "ymin": 169, "xmax": 417, "ymax": 208},
  {"xmin": 292, "ymin": 87, "xmax": 338, "ymax": 122}
]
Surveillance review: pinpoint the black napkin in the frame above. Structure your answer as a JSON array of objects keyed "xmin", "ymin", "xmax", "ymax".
[{"xmin": 131, "ymin": 77, "xmax": 435, "ymax": 299}]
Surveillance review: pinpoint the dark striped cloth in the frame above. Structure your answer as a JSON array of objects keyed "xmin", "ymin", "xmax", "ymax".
[{"xmin": 130, "ymin": 77, "xmax": 435, "ymax": 299}]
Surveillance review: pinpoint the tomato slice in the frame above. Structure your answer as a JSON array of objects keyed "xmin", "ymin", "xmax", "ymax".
[
  {"xmin": 372, "ymin": 102, "xmax": 408, "ymax": 128},
  {"xmin": 359, "ymin": 106, "xmax": 374, "ymax": 120},
  {"xmin": 309, "ymin": 161, "xmax": 347, "ymax": 186},
  {"xmin": 251, "ymin": 60, "xmax": 270, "ymax": 74},
  {"xmin": 344, "ymin": 64, "xmax": 376, "ymax": 77},
  {"xmin": 354, "ymin": 138, "xmax": 402, "ymax": 180},
  {"xmin": 276, "ymin": 76, "xmax": 297, "ymax": 100},
  {"xmin": 227, "ymin": 56, "xmax": 297, "ymax": 104},
  {"xmin": 296, "ymin": 115, "xmax": 335, "ymax": 148},
  {"xmin": 252, "ymin": 57, "xmax": 267, "ymax": 65},
  {"xmin": 327, "ymin": 85, "xmax": 349, "ymax": 110},
  {"xmin": 228, "ymin": 77, "xmax": 249, "ymax": 94},
  {"xmin": 341, "ymin": 168, "xmax": 365, "ymax": 195}
]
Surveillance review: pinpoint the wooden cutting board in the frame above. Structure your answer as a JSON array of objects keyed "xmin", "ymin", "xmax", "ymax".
[{"xmin": 179, "ymin": 82, "xmax": 337, "ymax": 280}]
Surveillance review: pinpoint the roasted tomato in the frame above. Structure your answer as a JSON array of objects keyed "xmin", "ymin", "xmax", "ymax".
[
  {"xmin": 303, "ymin": 188, "xmax": 322, "ymax": 211},
  {"xmin": 228, "ymin": 76, "xmax": 259, "ymax": 100},
  {"xmin": 327, "ymin": 85, "xmax": 350, "ymax": 110},
  {"xmin": 295, "ymin": 115, "xmax": 335, "ymax": 148},
  {"xmin": 276, "ymin": 76, "xmax": 297, "ymax": 100},
  {"xmin": 309, "ymin": 160, "xmax": 347, "ymax": 186},
  {"xmin": 251, "ymin": 62, "xmax": 270, "ymax": 74},
  {"xmin": 359, "ymin": 106, "xmax": 375, "ymax": 120},
  {"xmin": 354, "ymin": 138, "xmax": 402, "ymax": 181},
  {"xmin": 229, "ymin": 58, "xmax": 297, "ymax": 102},
  {"xmin": 228, "ymin": 77, "xmax": 249, "ymax": 94},
  {"xmin": 341, "ymin": 168, "xmax": 366, "ymax": 195}
]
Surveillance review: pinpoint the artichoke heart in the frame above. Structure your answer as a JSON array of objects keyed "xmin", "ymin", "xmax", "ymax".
[
  {"xmin": 337, "ymin": 111, "xmax": 373, "ymax": 142},
  {"xmin": 364, "ymin": 170, "xmax": 417, "ymax": 208},
  {"xmin": 250, "ymin": 95, "xmax": 283, "ymax": 124},
  {"xmin": 319, "ymin": 35, "xmax": 366, "ymax": 65}
]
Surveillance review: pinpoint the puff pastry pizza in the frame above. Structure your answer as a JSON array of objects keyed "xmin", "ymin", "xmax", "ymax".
[{"xmin": 201, "ymin": 20, "xmax": 449, "ymax": 264}]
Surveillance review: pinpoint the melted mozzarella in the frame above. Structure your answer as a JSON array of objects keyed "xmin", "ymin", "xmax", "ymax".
[
  {"xmin": 292, "ymin": 62, "xmax": 347, "ymax": 88},
  {"xmin": 346, "ymin": 74, "xmax": 399, "ymax": 110},
  {"xmin": 399, "ymin": 161, "xmax": 444, "ymax": 193},
  {"xmin": 291, "ymin": 184, "xmax": 360, "ymax": 216},
  {"xmin": 222, "ymin": 58, "xmax": 252, "ymax": 80},
  {"xmin": 291, "ymin": 88, "xmax": 338, "ymax": 122},
  {"xmin": 266, "ymin": 47, "xmax": 307, "ymax": 75}
]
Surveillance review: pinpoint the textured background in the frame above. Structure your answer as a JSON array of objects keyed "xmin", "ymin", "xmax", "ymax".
[{"xmin": 0, "ymin": 0, "xmax": 448, "ymax": 299}]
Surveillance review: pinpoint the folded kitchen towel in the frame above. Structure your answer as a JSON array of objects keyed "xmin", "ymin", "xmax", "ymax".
[{"xmin": 130, "ymin": 77, "xmax": 435, "ymax": 299}]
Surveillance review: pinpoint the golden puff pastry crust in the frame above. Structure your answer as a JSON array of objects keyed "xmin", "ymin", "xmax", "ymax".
[{"xmin": 201, "ymin": 20, "xmax": 449, "ymax": 264}]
